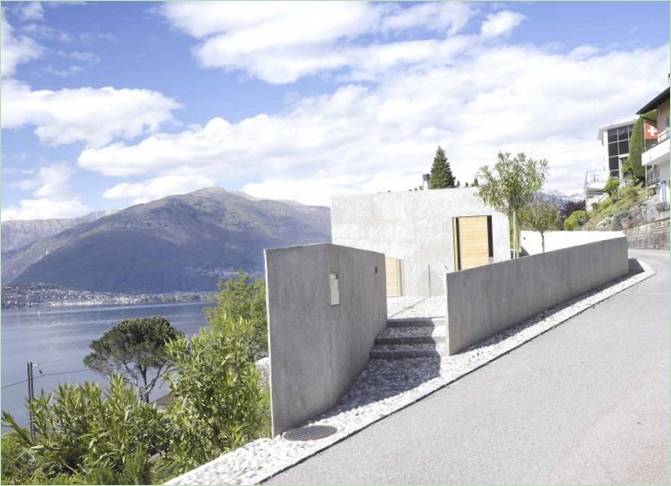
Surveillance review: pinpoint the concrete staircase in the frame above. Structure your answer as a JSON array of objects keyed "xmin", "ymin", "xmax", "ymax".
[{"xmin": 370, "ymin": 317, "xmax": 447, "ymax": 359}]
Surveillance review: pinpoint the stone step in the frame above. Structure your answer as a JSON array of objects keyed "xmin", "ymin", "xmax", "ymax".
[
  {"xmin": 375, "ymin": 325, "xmax": 446, "ymax": 345},
  {"xmin": 386, "ymin": 317, "xmax": 445, "ymax": 328},
  {"xmin": 369, "ymin": 342, "xmax": 445, "ymax": 360}
]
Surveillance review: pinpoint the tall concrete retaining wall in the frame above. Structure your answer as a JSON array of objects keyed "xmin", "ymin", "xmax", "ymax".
[
  {"xmin": 445, "ymin": 237, "xmax": 629, "ymax": 354},
  {"xmin": 331, "ymin": 188, "xmax": 510, "ymax": 296},
  {"xmin": 265, "ymin": 243, "xmax": 387, "ymax": 435},
  {"xmin": 520, "ymin": 230, "xmax": 624, "ymax": 255}
]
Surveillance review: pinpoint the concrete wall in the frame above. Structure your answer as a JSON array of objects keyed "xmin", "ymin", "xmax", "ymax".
[
  {"xmin": 446, "ymin": 237, "xmax": 629, "ymax": 354},
  {"xmin": 520, "ymin": 230, "xmax": 624, "ymax": 255},
  {"xmin": 331, "ymin": 188, "xmax": 509, "ymax": 296},
  {"xmin": 265, "ymin": 243, "xmax": 387, "ymax": 435}
]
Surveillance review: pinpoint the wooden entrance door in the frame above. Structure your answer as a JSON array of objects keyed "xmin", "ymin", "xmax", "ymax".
[
  {"xmin": 385, "ymin": 256, "xmax": 403, "ymax": 297},
  {"xmin": 453, "ymin": 216, "xmax": 492, "ymax": 270}
]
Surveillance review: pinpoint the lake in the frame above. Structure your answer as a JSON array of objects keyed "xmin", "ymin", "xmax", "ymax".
[{"xmin": 1, "ymin": 301, "xmax": 214, "ymax": 429}]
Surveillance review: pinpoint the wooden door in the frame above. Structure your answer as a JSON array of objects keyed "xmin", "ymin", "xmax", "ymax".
[
  {"xmin": 454, "ymin": 216, "xmax": 491, "ymax": 270},
  {"xmin": 385, "ymin": 256, "xmax": 403, "ymax": 297}
]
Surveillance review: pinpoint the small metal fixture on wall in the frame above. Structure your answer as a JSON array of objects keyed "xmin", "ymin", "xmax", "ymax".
[{"xmin": 329, "ymin": 273, "xmax": 340, "ymax": 305}]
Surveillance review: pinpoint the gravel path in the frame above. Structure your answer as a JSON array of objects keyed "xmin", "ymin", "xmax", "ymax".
[{"xmin": 165, "ymin": 259, "xmax": 653, "ymax": 486}]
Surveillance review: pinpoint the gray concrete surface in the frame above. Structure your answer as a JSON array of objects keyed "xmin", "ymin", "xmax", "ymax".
[
  {"xmin": 265, "ymin": 243, "xmax": 387, "ymax": 435},
  {"xmin": 267, "ymin": 249, "xmax": 669, "ymax": 485},
  {"xmin": 331, "ymin": 188, "xmax": 509, "ymax": 296},
  {"xmin": 446, "ymin": 237, "xmax": 629, "ymax": 353}
]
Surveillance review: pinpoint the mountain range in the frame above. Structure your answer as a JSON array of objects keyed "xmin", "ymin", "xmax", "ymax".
[{"xmin": 1, "ymin": 188, "xmax": 331, "ymax": 293}]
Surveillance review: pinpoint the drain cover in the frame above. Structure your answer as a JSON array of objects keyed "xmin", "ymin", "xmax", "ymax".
[{"xmin": 283, "ymin": 424, "xmax": 337, "ymax": 441}]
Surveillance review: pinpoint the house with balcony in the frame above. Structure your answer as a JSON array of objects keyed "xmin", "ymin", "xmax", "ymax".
[{"xmin": 637, "ymin": 86, "xmax": 670, "ymax": 205}]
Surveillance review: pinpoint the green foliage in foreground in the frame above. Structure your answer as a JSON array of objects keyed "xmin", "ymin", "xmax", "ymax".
[
  {"xmin": 2, "ymin": 313, "xmax": 269, "ymax": 484},
  {"xmin": 2, "ymin": 376, "xmax": 171, "ymax": 484},
  {"xmin": 212, "ymin": 270, "xmax": 268, "ymax": 358},
  {"xmin": 161, "ymin": 315, "xmax": 269, "ymax": 476},
  {"xmin": 83, "ymin": 316, "xmax": 183, "ymax": 402}
]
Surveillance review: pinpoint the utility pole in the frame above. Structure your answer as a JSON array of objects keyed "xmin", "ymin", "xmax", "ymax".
[{"xmin": 27, "ymin": 361, "xmax": 36, "ymax": 440}]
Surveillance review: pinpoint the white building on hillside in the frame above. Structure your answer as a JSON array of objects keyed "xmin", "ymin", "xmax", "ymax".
[{"xmin": 638, "ymin": 86, "xmax": 670, "ymax": 205}]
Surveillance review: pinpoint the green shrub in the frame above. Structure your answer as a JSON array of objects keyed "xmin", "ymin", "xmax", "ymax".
[
  {"xmin": 604, "ymin": 178, "xmax": 620, "ymax": 199},
  {"xmin": 162, "ymin": 314, "xmax": 269, "ymax": 476},
  {"xmin": 212, "ymin": 271, "xmax": 267, "ymax": 357},
  {"xmin": 564, "ymin": 210, "xmax": 587, "ymax": 231},
  {"xmin": 1, "ymin": 376, "xmax": 171, "ymax": 484}
]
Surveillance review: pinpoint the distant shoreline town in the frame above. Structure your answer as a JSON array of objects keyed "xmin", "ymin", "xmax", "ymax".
[{"xmin": 1, "ymin": 283, "xmax": 216, "ymax": 309}]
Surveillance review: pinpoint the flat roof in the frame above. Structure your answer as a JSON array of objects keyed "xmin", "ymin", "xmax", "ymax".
[
  {"xmin": 636, "ymin": 87, "xmax": 670, "ymax": 115},
  {"xmin": 596, "ymin": 119, "xmax": 634, "ymax": 141}
]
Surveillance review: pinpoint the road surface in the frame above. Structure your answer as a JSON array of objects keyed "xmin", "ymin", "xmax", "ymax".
[{"xmin": 267, "ymin": 249, "xmax": 669, "ymax": 485}]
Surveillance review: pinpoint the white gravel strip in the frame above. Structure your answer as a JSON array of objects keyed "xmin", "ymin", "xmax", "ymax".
[{"xmin": 165, "ymin": 260, "xmax": 654, "ymax": 486}]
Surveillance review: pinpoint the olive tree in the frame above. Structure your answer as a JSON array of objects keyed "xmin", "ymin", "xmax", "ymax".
[
  {"xmin": 83, "ymin": 317, "xmax": 183, "ymax": 402},
  {"xmin": 477, "ymin": 152, "xmax": 549, "ymax": 258}
]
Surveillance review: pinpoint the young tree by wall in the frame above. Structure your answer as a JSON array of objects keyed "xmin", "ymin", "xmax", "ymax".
[
  {"xmin": 521, "ymin": 201, "xmax": 559, "ymax": 252},
  {"xmin": 429, "ymin": 146, "xmax": 455, "ymax": 188},
  {"xmin": 476, "ymin": 152, "xmax": 549, "ymax": 258}
]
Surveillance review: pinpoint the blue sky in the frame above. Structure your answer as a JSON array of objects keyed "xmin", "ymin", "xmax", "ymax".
[{"xmin": 2, "ymin": 1, "xmax": 669, "ymax": 220}]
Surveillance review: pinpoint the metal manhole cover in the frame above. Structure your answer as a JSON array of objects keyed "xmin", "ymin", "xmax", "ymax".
[{"xmin": 283, "ymin": 424, "xmax": 337, "ymax": 441}]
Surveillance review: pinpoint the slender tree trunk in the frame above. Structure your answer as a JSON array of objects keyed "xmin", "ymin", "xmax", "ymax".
[
  {"xmin": 541, "ymin": 232, "xmax": 545, "ymax": 253},
  {"xmin": 513, "ymin": 209, "xmax": 519, "ymax": 258}
]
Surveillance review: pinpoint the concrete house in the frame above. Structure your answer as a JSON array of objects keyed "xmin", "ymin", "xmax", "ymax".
[{"xmin": 330, "ymin": 187, "xmax": 510, "ymax": 297}]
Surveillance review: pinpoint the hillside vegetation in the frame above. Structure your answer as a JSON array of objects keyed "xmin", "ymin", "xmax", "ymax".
[{"xmin": 582, "ymin": 183, "xmax": 647, "ymax": 230}]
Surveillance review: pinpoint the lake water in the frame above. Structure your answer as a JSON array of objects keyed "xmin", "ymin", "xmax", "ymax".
[{"xmin": 1, "ymin": 302, "xmax": 214, "ymax": 429}]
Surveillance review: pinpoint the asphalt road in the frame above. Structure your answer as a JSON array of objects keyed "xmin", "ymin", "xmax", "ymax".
[{"xmin": 267, "ymin": 249, "xmax": 670, "ymax": 485}]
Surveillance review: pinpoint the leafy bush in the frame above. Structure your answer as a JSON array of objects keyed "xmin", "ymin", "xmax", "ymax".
[
  {"xmin": 163, "ymin": 314, "xmax": 269, "ymax": 476},
  {"xmin": 212, "ymin": 271, "xmax": 267, "ymax": 357},
  {"xmin": 1, "ymin": 376, "xmax": 171, "ymax": 484},
  {"xmin": 564, "ymin": 210, "xmax": 587, "ymax": 231},
  {"xmin": 604, "ymin": 178, "xmax": 620, "ymax": 199}
]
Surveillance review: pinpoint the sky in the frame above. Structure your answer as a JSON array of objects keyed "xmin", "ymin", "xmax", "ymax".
[{"xmin": 1, "ymin": 0, "xmax": 669, "ymax": 220}]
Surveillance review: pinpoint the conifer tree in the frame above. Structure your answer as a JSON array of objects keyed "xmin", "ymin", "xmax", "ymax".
[{"xmin": 429, "ymin": 146, "xmax": 455, "ymax": 188}]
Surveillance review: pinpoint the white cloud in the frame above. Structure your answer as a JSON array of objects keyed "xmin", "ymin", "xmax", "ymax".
[
  {"xmin": 103, "ymin": 171, "xmax": 215, "ymax": 204},
  {"xmin": 16, "ymin": 2, "xmax": 44, "ymax": 22},
  {"xmin": 43, "ymin": 64, "xmax": 85, "ymax": 77},
  {"xmin": 1, "ymin": 12, "xmax": 43, "ymax": 76},
  {"xmin": 161, "ymin": 1, "xmax": 477, "ymax": 83},
  {"xmin": 78, "ymin": 42, "xmax": 669, "ymax": 202},
  {"xmin": 1, "ymin": 79, "xmax": 180, "ymax": 147},
  {"xmin": 3, "ymin": 163, "xmax": 89, "ymax": 221},
  {"xmin": 480, "ymin": 10, "xmax": 526, "ymax": 39},
  {"xmin": 2, "ymin": 198, "xmax": 89, "ymax": 221},
  {"xmin": 15, "ymin": 163, "xmax": 72, "ymax": 197}
]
